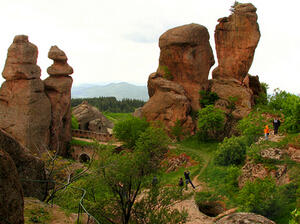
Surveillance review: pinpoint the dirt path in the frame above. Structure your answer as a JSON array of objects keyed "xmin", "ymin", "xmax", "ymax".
[{"xmin": 73, "ymin": 137, "xmax": 122, "ymax": 147}]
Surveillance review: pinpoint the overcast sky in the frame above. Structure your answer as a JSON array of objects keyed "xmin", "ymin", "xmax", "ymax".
[{"xmin": 0, "ymin": 0, "xmax": 299, "ymax": 94}]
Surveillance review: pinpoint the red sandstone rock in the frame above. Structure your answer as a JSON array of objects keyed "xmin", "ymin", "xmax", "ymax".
[
  {"xmin": 45, "ymin": 46, "xmax": 73, "ymax": 156},
  {"xmin": 72, "ymin": 101, "xmax": 114, "ymax": 134},
  {"xmin": 0, "ymin": 148, "xmax": 24, "ymax": 224},
  {"xmin": 0, "ymin": 35, "xmax": 51, "ymax": 152},
  {"xmin": 216, "ymin": 212, "xmax": 275, "ymax": 224},
  {"xmin": 158, "ymin": 23, "xmax": 214, "ymax": 110},
  {"xmin": 209, "ymin": 78, "xmax": 253, "ymax": 119},
  {"xmin": 47, "ymin": 46, "xmax": 73, "ymax": 76},
  {"xmin": 212, "ymin": 3, "xmax": 260, "ymax": 81},
  {"xmin": 0, "ymin": 128, "xmax": 47, "ymax": 201},
  {"xmin": 141, "ymin": 73, "xmax": 195, "ymax": 133}
]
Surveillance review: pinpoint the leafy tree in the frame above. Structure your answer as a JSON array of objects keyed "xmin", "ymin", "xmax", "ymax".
[
  {"xmin": 199, "ymin": 90, "xmax": 219, "ymax": 108},
  {"xmin": 113, "ymin": 117, "xmax": 149, "ymax": 149},
  {"xmin": 237, "ymin": 177, "xmax": 280, "ymax": 218},
  {"xmin": 197, "ymin": 105, "xmax": 225, "ymax": 141},
  {"xmin": 215, "ymin": 136, "xmax": 247, "ymax": 166},
  {"xmin": 71, "ymin": 114, "xmax": 79, "ymax": 129}
]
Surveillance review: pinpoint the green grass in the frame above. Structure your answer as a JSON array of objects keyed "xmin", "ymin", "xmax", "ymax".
[{"xmin": 102, "ymin": 112, "xmax": 133, "ymax": 123}]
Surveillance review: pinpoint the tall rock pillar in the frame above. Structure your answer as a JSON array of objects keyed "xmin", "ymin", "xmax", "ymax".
[
  {"xmin": 0, "ymin": 35, "xmax": 51, "ymax": 152},
  {"xmin": 44, "ymin": 46, "xmax": 73, "ymax": 156}
]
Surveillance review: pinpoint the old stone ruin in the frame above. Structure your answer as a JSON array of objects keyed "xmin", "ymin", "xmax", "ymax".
[{"xmin": 137, "ymin": 3, "xmax": 264, "ymax": 134}]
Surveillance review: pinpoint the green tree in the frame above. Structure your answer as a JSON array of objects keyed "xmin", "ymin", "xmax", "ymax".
[
  {"xmin": 113, "ymin": 117, "xmax": 149, "ymax": 148},
  {"xmin": 199, "ymin": 90, "xmax": 219, "ymax": 108},
  {"xmin": 197, "ymin": 105, "xmax": 225, "ymax": 141},
  {"xmin": 71, "ymin": 114, "xmax": 79, "ymax": 129}
]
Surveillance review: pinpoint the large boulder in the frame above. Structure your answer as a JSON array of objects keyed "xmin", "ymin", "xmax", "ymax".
[
  {"xmin": 158, "ymin": 23, "xmax": 215, "ymax": 110},
  {"xmin": 72, "ymin": 101, "xmax": 114, "ymax": 134},
  {"xmin": 216, "ymin": 212, "xmax": 275, "ymax": 224},
  {"xmin": 0, "ymin": 128, "xmax": 47, "ymax": 201},
  {"xmin": 0, "ymin": 35, "xmax": 51, "ymax": 153},
  {"xmin": 44, "ymin": 46, "xmax": 73, "ymax": 156},
  {"xmin": 212, "ymin": 3, "xmax": 260, "ymax": 81},
  {"xmin": 0, "ymin": 148, "xmax": 24, "ymax": 224},
  {"xmin": 209, "ymin": 78, "xmax": 253, "ymax": 119},
  {"xmin": 141, "ymin": 73, "xmax": 195, "ymax": 133}
]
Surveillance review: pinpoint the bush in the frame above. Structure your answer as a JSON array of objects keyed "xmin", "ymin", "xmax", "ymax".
[
  {"xmin": 170, "ymin": 119, "xmax": 184, "ymax": 141},
  {"xmin": 113, "ymin": 117, "xmax": 149, "ymax": 148},
  {"xmin": 199, "ymin": 90, "xmax": 219, "ymax": 108},
  {"xmin": 71, "ymin": 115, "xmax": 79, "ymax": 129},
  {"xmin": 237, "ymin": 177, "xmax": 280, "ymax": 218},
  {"xmin": 215, "ymin": 136, "xmax": 247, "ymax": 166},
  {"xmin": 197, "ymin": 105, "xmax": 225, "ymax": 141}
]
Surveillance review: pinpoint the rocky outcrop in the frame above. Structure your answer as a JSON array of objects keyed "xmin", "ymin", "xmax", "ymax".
[
  {"xmin": 0, "ymin": 128, "xmax": 47, "ymax": 201},
  {"xmin": 215, "ymin": 212, "xmax": 275, "ymax": 224},
  {"xmin": 44, "ymin": 46, "xmax": 73, "ymax": 156},
  {"xmin": 212, "ymin": 3, "xmax": 260, "ymax": 81},
  {"xmin": 0, "ymin": 148, "xmax": 24, "ymax": 224},
  {"xmin": 288, "ymin": 145, "xmax": 300, "ymax": 163},
  {"xmin": 0, "ymin": 35, "xmax": 51, "ymax": 153},
  {"xmin": 238, "ymin": 161, "xmax": 289, "ymax": 188},
  {"xmin": 157, "ymin": 23, "xmax": 214, "ymax": 110},
  {"xmin": 209, "ymin": 79, "xmax": 253, "ymax": 119},
  {"xmin": 141, "ymin": 73, "xmax": 195, "ymax": 133},
  {"xmin": 72, "ymin": 101, "xmax": 114, "ymax": 134}
]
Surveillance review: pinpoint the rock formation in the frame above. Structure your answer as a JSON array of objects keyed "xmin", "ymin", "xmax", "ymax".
[
  {"xmin": 157, "ymin": 23, "xmax": 214, "ymax": 110},
  {"xmin": 44, "ymin": 46, "xmax": 73, "ymax": 156},
  {"xmin": 141, "ymin": 73, "xmax": 195, "ymax": 133},
  {"xmin": 0, "ymin": 35, "xmax": 51, "ymax": 153},
  {"xmin": 212, "ymin": 3, "xmax": 260, "ymax": 81},
  {"xmin": 216, "ymin": 212, "xmax": 275, "ymax": 224},
  {"xmin": 0, "ymin": 128, "xmax": 47, "ymax": 201},
  {"xmin": 139, "ymin": 23, "xmax": 214, "ymax": 133},
  {"xmin": 0, "ymin": 148, "xmax": 24, "ymax": 224},
  {"xmin": 72, "ymin": 101, "xmax": 114, "ymax": 134}
]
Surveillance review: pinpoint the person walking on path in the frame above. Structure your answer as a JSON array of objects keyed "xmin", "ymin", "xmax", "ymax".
[
  {"xmin": 184, "ymin": 170, "xmax": 195, "ymax": 190},
  {"xmin": 264, "ymin": 125, "xmax": 270, "ymax": 140},
  {"xmin": 178, "ymin": 177, "xmax": 184, "ymax": 187},
  {"xmin": 273, "ymin": 118, "xmax": 281, "ymax": 135}
]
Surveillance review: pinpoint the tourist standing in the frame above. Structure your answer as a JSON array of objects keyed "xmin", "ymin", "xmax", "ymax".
[
  {"xmin": 273, "ymin": 118, "xmax": 281, "ymax": 135},
  {"xmin": 184, "ymin": 170, "xmax": 195, "ymax": 190}
]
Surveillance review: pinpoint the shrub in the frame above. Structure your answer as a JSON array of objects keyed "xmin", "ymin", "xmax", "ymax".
[
  {"xmin": 71, "ymin": 114, "xmax": 79, "ymax": 129},
  {"xmin": 215, "ymin": 136, "xmax": 247, "ymax": 166},
  {"xmin": 113, "ymin": 117, "xmax": 149, "ymax": 148},
  {"xmin": 197, "ymin": 105, "xmax": 225, "ymax": 141},
  {"xmin": 199, "ymin": 90, "xmax": 219, "ymax": 108},
  {"xmin": 237, "ymin": 177, "xmax": 280, "ymax": 218}
]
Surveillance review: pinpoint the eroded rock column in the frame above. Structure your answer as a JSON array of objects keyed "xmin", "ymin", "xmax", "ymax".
[
  {"xmin": 44, "ymin": 46, "xmax": 73, "ymax": 156},
  {"xmin": 0, "ymin": 35, "xmax": 51, "ymax": 152}
]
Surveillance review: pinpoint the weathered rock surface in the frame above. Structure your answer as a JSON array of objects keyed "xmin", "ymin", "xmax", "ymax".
[
  {"xmin": 0, "ymin": 35, "xmax": 51, "ymax": 152},
  {"xmin": 44, "ymin": 46, "xmax": 73, "ymax": 156},
  {"xmin": 212, "ymin": 3, "xmax": 260, "ymax": 81},
  {"xmin": 288, "ymin": 146, "xmax": 300, "ymax": 163},
  {"xmin": 158, "ymin": 23, "xmax": 214, "ymax": 110},
  {"xmin": 0, "ymin": 148, "xmax": 24, "ymax": 224},
  {"xmin": 238, "ymin": 161, "xmax": 289, "ymax": 188},
  {"xmin": 47, "ymin": 46, "xmax": 73, "ymax": 76},
  {"xmin": 215, "ymin": 212, "xmax": 275, "ymax": 224},
  {"xmin": 260, "ymin": 148, "xmax": 284, "ymax": 160},
  {"xmin": 209, "ymin": 79, "xmax": 253, "ymax": 119},
  {"xmin": 141, "ymin": 73, "xmax": 195, "ymax": 133},
  {"xmin": 72, "ymin": 101, "xmax": 114, "ymax": 134},
  {"xmin": 0, "ymin": 128, "xmax": 47, "ymax": 201}
]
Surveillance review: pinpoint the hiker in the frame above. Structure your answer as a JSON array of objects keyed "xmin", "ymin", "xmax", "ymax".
[
  {"xmin": 184, "ymin": 170, "xmax": 195, "ymax": 189},
  {"xmin": 264, "ymin": 125, "xmax": 270, "ymax": 140},
  {"xmin": 152, "ymin": 176, "xmax": 158, "ymax": 187},
  {"xmin": 273, "ymin": 118, "xmax": 281, "ymax": 135},
  {"xmin": 178, "ymin": 177, "xmax": 184, "ymax": 187}
]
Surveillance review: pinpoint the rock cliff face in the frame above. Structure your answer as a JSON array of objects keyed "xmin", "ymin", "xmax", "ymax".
[
  {"xmin": 141, "ymin": 73, "xmax": 195, "ymax": 133},
  {"xmin": 0, "ymin": 148, "xmax": 24, "ymax": 224},
  {"xmin": 44, "ymin": 46, "xmax": 73, "ymax": 156},
  {"xmin": 0, "ymin": 35, "xmax": 51, "ymax": 153},
  {"xmin": 212, "ymin": 3, "xmax": 260, "ymax": 81},
  {"xmin": 158, "ymin": 23, "xmax": 214, "ymax": 110},
  {"xmin": 0, "ymin": 128, "xmax": 47, "ymax": 201},
  {"xmin": 72, "ymin": 101, "xmax": 114, "ymax": 134}
]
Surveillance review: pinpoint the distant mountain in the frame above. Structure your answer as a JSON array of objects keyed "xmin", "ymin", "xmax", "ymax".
[{"xmin": 71, "ymin": 82, "xmax": 149, "ymax": 101}]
